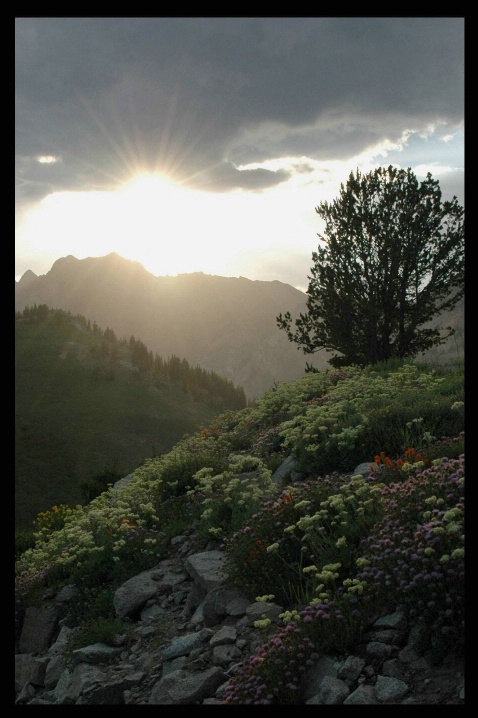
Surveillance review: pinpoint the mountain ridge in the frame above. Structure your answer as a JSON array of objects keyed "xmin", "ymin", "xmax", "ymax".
[
  {"xmin": 15, "ymin": 254, "xmax": 316, "ymax": 400},
  {"xmin": 15, "ymin": 252, "xmax": 464, "ymax": 399},
  {"xmin": 15, "ymin": 305, "xmax": 246, "ymax": 529}
]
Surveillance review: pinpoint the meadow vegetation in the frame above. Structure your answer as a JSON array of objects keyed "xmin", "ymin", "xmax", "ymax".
[
  {"xmin": 15, "ymin": 358, "xmax": 464, "ymax": 704},
  {"xmin": 15, "ymin": 305, "xmax": 246, "ymax": 529}
]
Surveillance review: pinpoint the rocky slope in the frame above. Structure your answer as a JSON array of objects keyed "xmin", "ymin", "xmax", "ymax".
[
  {"xmin": 15, "ymin": 464, "xmax": 465, "ymax": 706},
  {"xmin": 15, "ymin": 528, "xmax": 465, "ymax": 705}
]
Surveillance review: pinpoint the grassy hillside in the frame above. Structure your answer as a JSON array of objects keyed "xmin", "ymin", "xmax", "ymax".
[
  {"xmin": 16, "ymin": 358, "xmax": 464, "ymax": 704},
  {"xmin": 15, "ymin": 306, "xmax": 246, "ymax": 529}
]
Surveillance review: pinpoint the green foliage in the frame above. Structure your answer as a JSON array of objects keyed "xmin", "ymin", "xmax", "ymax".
[
  {"xmin": 15, "ymin": 359, "xmax": 464, "ymax": 704},
  {"xmin": 79, "ymin": 467, "xmax": 123, "ymax": 504},
  {"xmin": 153, "ymin": 494, "xmax": 202, "ymax": 538},
  {"xmin": 66, "ymin": 586, "xmax": 118, "ymax": 628},
  {"xmin": 277, "ymin": 363, "xmax": 464, "ymax": 476},
  {"xmin": 190, "ymin": 454, "xmax": 277, "ymax": 540},
  {"xmin": 33, "ymin": 503, "xmax": 72, "ymax": 535},
  {"xmin": 224, "ymin": 473, "xmax": 385, "ymax": 607},
  {"xmin": 133, "ymin": 433, "xmax": 232, "ymax": 509},
  {"xmin": 15, "ymin": 528, "xmax": 36, "ymax": 560},
  {"xmin": 277, "ymin": 166, "xmax": 464, "ymax": 368},
  {"xmin": 223, "ymin": 455, "xmax": 464, "ymax": 704},
  {"xmin": 15, "ymin": 306, "xmax": 245, "ymax": 530}
]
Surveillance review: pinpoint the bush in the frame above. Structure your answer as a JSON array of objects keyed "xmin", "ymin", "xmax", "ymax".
[
  {"xmin": 224, "ymin": 473, "xmax": 385, "ymax": 608},
  {"xmin": 191, "ymin": 455, "xmax": 276, "ymax": 541},
  {"xmin": 65, "ymin": 614, "xmax": 131, "ymax": 667},
  {"xmin": 15, "ymin": 360, "xmax": 464, "ymax": 704},
  {"xmin": 15, "ymin": 528, "xmax": 36, "ymax": 560},
  {"xmin": 223, "ymin": 455, "xmax": 464, "ymax": 703}
]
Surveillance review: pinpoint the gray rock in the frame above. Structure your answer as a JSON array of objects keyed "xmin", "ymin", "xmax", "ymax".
[
  {"xmin": 353, "ymin": 462, "xmax": 378, "ymax": 477},
  {"xmin": 201, "ymin": 585, "xmax": 249, "ymax": 627},
  {"xmin": 15, "ymin": 654, "xmax": 48, "ymax": 693},
  {"xmin": 373, "ymin": 611, "xmax": 407, "ymax": 631},
  {"xmin": 71, "ymin": 643, "xmax": 122, "ymax": 668},
  {"xmin": 271, "ymin": 455, "xmax": 299, "ymax": 486},
  {"xmin": 15, "ymin": 541, "xmax": 464, "ymax": 706},
  {"xmin": 161, "ymin": 630, "xmax": 208, "ymax": 661},
  {"xmin": 375, "ymin": 675, "xmax": 409, "ymax": 703},
  {"xmin": 184, "ymin": 551, "xmax": 227, "ymax": 592},
  {"xmin": 113, "ymin": 569, "xmax": 162, "ymax": 618},
  {"xmin": 148, "ymin": 667, "xmax": 225, "ymax": 704},
  {"xmin": 316, "ymin": 675, "xmax": 350, "ymax": 704},
  {"xmin": 344, "ymin": 684, "xmax": 379, "ymax": 704},
  {"xmin": 53, "ymin": 664, "xmax": 106, "ymax": 704},
  {"xmin": 19, "ymin": 604, "xmax": 59, "ymax": 654},
  {"xmin": 337, "ymin": 655, "xmax": 366, "ymax": 685},
  {"xmin": 209, "ymin": 625, "xmax": 237, "ymax": 646},
  {"xmin": 366, "ymin": 641, "xmax": 393, "ymax": 660},
  {"xmin": 303, "ymin": 655, "xmax": 339, "ymax": 701}
]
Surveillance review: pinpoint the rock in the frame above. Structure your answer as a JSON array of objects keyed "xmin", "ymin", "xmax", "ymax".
[{"xmin": 15, "ymin": 529, "xmax": 465, "ymax": 705}]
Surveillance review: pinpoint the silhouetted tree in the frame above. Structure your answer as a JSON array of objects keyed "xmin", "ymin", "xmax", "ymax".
[{"xmin": 277, "ymin": 166, "xmax": 464, "ymax": 368}]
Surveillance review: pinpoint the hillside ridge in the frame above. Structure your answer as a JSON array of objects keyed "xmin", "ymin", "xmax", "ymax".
[{"xmin": 15, "ymin": 253, "xmax": 314, "ymax": 400}]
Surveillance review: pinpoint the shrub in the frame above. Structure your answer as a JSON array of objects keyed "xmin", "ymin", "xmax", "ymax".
[
  {"xmin": 15, "ymin": 360, "xmax": 464, "ymax": 701},
  {"xmin": 224, "ymin": 472, "xmax": 385, "ymax": 608},
  {"xmin": 191, "ymin": 455, "xmax": 276, "ymax": 540},
  {"xmin": 64, "ymin": 614, "xmax": 131, "ymax": 668},
  {"xmin": 15, "ymin": 528, "xmax": 36, "ymax": 560},
  {"xmin": 223, "ymin": 455, "xmax": 464, "ymax": 703},
  {"xmin": 355, "ymin": 455, "xmax": 465, "ymax": 662}
]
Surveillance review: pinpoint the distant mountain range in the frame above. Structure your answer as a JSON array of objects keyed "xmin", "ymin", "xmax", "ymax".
[
  {"xmin": 15, "ymin": 253, "xmax": 464, "ymax": 400},
  {"xmin": 15, "ymin": 253, "xmax": 319, "ymax": 399}
]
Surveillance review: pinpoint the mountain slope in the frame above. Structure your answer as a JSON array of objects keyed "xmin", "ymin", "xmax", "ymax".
[
  {"xmin": 15, "ymin": 254, "xmax": 317, "ymax": 400},
  {"xmin": 15, "ymin": 252, "xmax": 464, "ymax": 400},
  {"xmin": 15, "ymin": 307, "xmax": 244, "ymax": 529}
]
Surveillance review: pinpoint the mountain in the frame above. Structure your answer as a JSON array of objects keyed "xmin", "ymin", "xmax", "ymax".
[
  {"xmin": 15, "ymin": 305, "xmax": 247, "ymax": 530},
  {"xmin": 15, "ymin": 254, "xmax": 318, "ymax": 400},
  {"xmin": 15, "ymin": 253, "xmax": 464, "ymax": 401}
]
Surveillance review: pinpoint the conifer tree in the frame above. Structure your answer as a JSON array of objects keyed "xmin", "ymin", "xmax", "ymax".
[{"xmin": 277, "ymin": 166, "xmax": 464, "ymax": 368}]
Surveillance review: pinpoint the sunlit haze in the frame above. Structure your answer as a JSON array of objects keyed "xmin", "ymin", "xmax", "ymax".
[{"xmin": 15, "ymin": 18, "xmax": 464, "ymax": 292}]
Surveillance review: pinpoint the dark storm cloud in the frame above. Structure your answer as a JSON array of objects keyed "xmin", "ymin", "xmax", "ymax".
[{"xmin": 15, "ymin": 17, "xmax": 464, "ymax": 205}]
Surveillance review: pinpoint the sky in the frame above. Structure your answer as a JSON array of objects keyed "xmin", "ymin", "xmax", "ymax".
[{"xmin": 15, "ymin": 16, "xmax": 464, "ymax": 291}]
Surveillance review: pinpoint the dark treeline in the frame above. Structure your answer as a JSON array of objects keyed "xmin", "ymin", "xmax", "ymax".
[{"xmin": 16, "ymin": 304, "xmax": 248, "ymax": 411}]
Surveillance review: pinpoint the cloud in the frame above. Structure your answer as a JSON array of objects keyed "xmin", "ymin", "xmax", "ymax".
[{"xmin": 15, "ymin": 17, "xmax": 464, "ymax": 205}]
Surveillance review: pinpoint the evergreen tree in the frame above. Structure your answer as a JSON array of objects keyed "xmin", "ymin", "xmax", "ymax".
[{"xmin": 277, "ymin": 166, "xmax": 464, "ymax": 368}]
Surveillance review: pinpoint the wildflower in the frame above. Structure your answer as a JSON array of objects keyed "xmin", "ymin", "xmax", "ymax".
[
  {"xmin": 279, "ymin": 610, "xmax": 300, "ymax": 623},
  {"xmin": 302, "ymin": 565, "xmax": 318, "ymax": 574},
  {"xmin": 443, "ymin": 508, "xmax": 462, "ymax": 522},
  {"xmin": 446, "ymin": 522, "xmax": 461, "ymax": 534},
  {"xmin": 254, "ymin": 617, "xmax": 272, "ymax": 629},
  {"xmin": 355, "ymin": 557, "xmax": 370, "ymax": 567},
  {"xmin": 294, "ymin": 500, "xmax": 311, "ymax": 510},
  {"xmin": 208, "ymin": 527, "xmax": 223, "ymax": 537}
]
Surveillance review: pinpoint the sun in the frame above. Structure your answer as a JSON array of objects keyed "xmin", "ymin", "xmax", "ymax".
[
  {"xmin": 115, "ymin": 172, "xmax": 222, "ymax": 275},
  {"xmin": 120, "ymin": 173, "xmax": 180, "ymax": 206},
  {"xmin": 16, "ymin": 172, "xmax": 223, "ymax": 279},
  {"xmin": 16, "ymin": 169, "xmax": 312, "ymax": 282}
]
